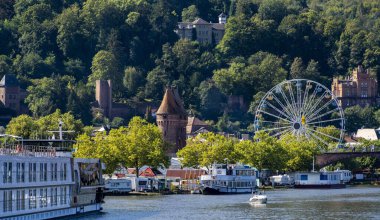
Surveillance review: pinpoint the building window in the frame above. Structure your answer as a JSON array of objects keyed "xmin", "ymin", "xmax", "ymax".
[{"xmin": 3, "ymin": 162, "xmax": 12, "ymax": 183}]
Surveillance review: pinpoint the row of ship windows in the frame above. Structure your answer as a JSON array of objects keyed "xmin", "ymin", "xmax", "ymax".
[
  {"xmin": 217, "ymin": 181, "xmax": 255, "ymax": 187},
  {"xmin": 2, "ymin": 162, "xmax": 68, "ymax": 184},
  {"xmin": 2, "ymin": 187, "xmax": 68, "ymax": 213}
]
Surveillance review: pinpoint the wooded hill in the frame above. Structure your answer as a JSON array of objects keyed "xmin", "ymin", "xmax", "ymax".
[{"xmin": 1, "ymin": 0, "xmax": 380, "ymax": 132}]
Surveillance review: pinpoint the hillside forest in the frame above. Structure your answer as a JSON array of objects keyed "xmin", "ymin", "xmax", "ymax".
[{"xmin": 2, "ymin": 0, "xmax": 380, "ymax": 133}]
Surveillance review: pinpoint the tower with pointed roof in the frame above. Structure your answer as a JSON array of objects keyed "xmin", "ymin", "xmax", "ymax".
[
  {"xmin": 156, "ymin": 87, "xmax": 187, "ymax": 155},
  {"xmin": 0, "ymin": 74, "xmax": 21, "ymax": 113}
]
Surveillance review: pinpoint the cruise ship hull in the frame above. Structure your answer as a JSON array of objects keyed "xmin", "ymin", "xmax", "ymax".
[
  {"xmin": 201, "ymin": 187, "xmax": 255, "ymax": 195},
  {"xmin": 3, "ymin": 203, "xmax": 102, "ymax": 220},
  {"xmin": 294, "ymin": 184, "xmax": 346, "ymax": 189}
]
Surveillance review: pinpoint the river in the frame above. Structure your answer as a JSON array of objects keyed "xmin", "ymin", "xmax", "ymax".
[{"xmin": 79, "ymin": 186, "xmax": 380, "ymax": 219}]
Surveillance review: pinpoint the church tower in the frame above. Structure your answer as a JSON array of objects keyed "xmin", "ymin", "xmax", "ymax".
[{"xmin": 156, "ymin": 87, "xmax": 187, "ymax": 155}]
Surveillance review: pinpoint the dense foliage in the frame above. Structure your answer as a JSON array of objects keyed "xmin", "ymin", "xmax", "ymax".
[
  {"xmin": 178, "ymin": 131, "xmax": 378, "ymax": 172},
  {"xmin": 74, "ymin": 116, "xmax": 169, "ymax": 174},
  {"xmin": 1, "ymin": 0, "xmax": 380, "ymax": 131}
]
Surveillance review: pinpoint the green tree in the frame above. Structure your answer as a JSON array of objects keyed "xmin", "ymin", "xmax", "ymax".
[
  {"xmin": 178, "ymin": 132, "xmax": 238, "ymax": 169},
  {"xmin": 6, "ymin": 114, "xmax": 38, "ymax": 138},
  {"xmin": 88, "ymin": 50, "xmax": 121, "ymax": 86},
  {"xmin": 181, "ymin": 5, "xmax": 199, "ymax": 22},
  {"xmin": 197, "ymin": 80, "xmax": 226, "ymax": 120},
  {"xmin": 120, "ymin": 117, "xmax": 168, "ymax": 177},
  {"xmin": 123, "ymin": 66, "xmax": 144, "ymax": 96},
  {"xmin": 0, "ymin": 55, "xmax": 13, "ymax": 76},
  {"xmin": 290, "ymin": 57, "xmax": 304, "ymax": 79},
  {"xmin": 0, "ymin": 0, "xmax": 15, "ymax": 20},
  {"xmin": 56, "ymin": 4, "xmax": 86, "ymax": 59},
  {"xmin": 25, "ymin": 75, "xmax": 75, "ymax": 117},
  {"xmin": 279, "ymin": 134, "xmax": 319, "ymax": 171},
  {"xmin": 237, "ymin": 132, "xmax": 287, "ymax": 171},
  {"xmin": 75, "ymin": 131, "xmax": 120, "ymax": 174}
]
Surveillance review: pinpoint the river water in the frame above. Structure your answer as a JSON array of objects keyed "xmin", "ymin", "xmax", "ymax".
[{"xmin": 80, "ymin": 186, "xmax": 380, "ymax": 219}]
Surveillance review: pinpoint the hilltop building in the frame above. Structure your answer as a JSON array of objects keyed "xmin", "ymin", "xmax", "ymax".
[
  {"xmin": 175, "ymin": 13, "xmax": 227, "ymax": 45},
  {"xmin": 0, "ymin": 74, "xmax": 27, "ymax": 115},
  {"xmin": 332, "ymin": 65, "xmax": 378, "ymax": 108},
  {"xmin": 186, "ymin": 116, "xmax": 211, "ymax": 137},
  {"xmin": 156, "ymin": 87, "xmax": 187, "ymax": 155}
]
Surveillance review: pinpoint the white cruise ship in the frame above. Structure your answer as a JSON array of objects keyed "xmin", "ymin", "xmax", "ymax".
[
  {"xmin": 0, "ymin": 134, "xmax": 104, "ymax": 219},
  {"xmin": 200, "ymin": 164, "xmax": 257, "ymax": 195}
]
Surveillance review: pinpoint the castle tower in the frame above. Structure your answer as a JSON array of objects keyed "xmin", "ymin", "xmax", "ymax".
[
  {"xmin": 156, "ymin": 87, "xmax": 187, "ymax": 155},
  {"xmin": 0, "ymin": 74, "xmax": 21, "ymax": 114},
  {"xmin": 95, "ymin": 80, "xmax": 112, "ymax": 118},
  {"xmin": 218, "ymin": 13, "xmax": 227, "ymax": 24}
]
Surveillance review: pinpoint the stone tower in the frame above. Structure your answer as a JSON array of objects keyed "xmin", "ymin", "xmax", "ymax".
[
  {"xmin": 0, "ymin": 74, "xmax": 21, "ymax": 114},
  {"xmin": 95, "ymin": 80, "xmax": 112, "ymax": 118},
  {"xmin": 156, "ymin": 87, "xmax": 187, "ymax": 155}
]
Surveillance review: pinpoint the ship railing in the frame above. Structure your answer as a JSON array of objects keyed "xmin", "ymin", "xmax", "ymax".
[{"xmin": 0, "ymin": 144, "xmax": 57, "ymax": 157}]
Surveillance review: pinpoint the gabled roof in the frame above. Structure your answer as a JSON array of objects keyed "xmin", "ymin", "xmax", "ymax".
[
  {"xmin": 193, "ymin": 18, "xmax": 211, "ymax": 25},
  {"xmin": 219, "ymin": 13, "xmax": 227, "ymax": 17},
  {"xmin": 212, "ymin": 23, "xmax": 225, "ymax": 30},
  {"xmin": 187, "ymin": 117, "xmax": 209, "ymax": 127},
  {"xmin": 156, "ymin": 88, "xmax": 187, "ymax": 116},
  {"xmin": 356, "ymin": 129, "xmax": 380, "ymax": 140},
  {"xmin": 0, "ymin": 74, "xmax": 19, "ymax": 87}
]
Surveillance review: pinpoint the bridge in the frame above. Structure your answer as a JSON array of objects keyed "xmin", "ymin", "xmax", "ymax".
[{"xmin": 315, "ymin": 152, "xmax": 380, "ymax": 167}]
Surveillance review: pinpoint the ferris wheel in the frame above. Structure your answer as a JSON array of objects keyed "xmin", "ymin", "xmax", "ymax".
[{"xmin": 254, "ymin": 79, "xmax": 345, "ymax": 148}]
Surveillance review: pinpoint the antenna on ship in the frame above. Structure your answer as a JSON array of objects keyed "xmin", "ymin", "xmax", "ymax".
[{"xmin": 48, "ymin": 120, "xmax": 74, "ymax": 140}]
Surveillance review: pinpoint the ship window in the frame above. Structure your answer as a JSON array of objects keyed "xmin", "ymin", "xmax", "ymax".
[
  {"xmin": 16, "ymin": 162, "xmax": 25, "ymax": 183},
  {"xmin": 3, "ymin": 162, "xmax": 12, "ymax": 183},
  {"xmin": 300, "ymin": 174, "xmax": 308, "ymax": 181},
  {"xmin": 40, "ymin": 188, "xmax": 47, "ymax": 208},
  {"xmin": 51, "ymin": 163, "xmax": 57, "ymax": 181},
  {"xmin": 51, "ymin": 187, "xmax": 58, "ymax": 206},
  {"xmin": 16, "ymin": 190, "xmax": 25, "ymax": 211},
  {"xmin": 60, "ymin": 187, "xmax": 67, "ymax": 205},
  {"xmin": 320, "ymin": 174, "xmax": 328, "ymax": 180},
  {"xmin": 29, "ymin": 163, "xmax": 37, "ymax": 182},
  {"xmin": 29, "ymin": 189, "xmax": 37, "ymax": 209},
  {"xmin": 3, "ymin": 190, "xmax": 12, "ymax": 212},
  {"xmin": 40, "ymin": 163, "xmax": 48, "ymax": 181},
  {"xmin": 64, "ymin": 163, "xmax": 67, "ymax": 181}
]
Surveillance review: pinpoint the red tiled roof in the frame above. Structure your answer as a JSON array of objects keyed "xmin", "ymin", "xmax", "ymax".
[{"xmin": 166, "ymin": 169, "xmax": 206, "ymax": 179}]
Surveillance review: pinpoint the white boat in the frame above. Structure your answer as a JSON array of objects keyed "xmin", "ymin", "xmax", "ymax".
[
  {"xmin": 294, "ymin": 171, "xmax": 345, "ymax": 189},
  {"xmin": 104, "ymin": 178, "xmax": 132, "ymax": 195},
  {"xmin": 200, "ymin": 164, "xmax": 257, "ymax": 195},
  {"xmin": 249, "ymin": 192, "xmax": 267, "ymax": 204},
  {"xmin": 0, "ymin": 131, "xmax": 104, "ymax": 219},
  {"xmin": 270, "ymin": 174, "xmax": 294, "ymax": 186}
]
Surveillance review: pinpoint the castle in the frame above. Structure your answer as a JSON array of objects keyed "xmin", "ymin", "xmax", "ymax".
[
  {"xmin": 332, "ymin": 65, "xmax": 378, "ymax": 108},
  {"xmin": 156, "ymin": 87, "xmax": 187, "ymax": 155},
  {"xmin": 175, "ymin": 13, "xmax": 227, "ymax": 45}
]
